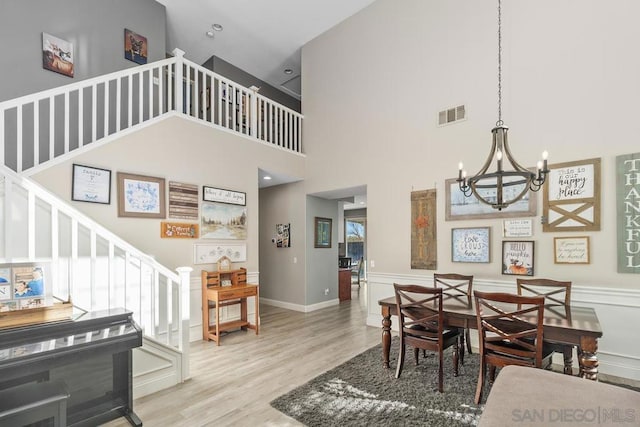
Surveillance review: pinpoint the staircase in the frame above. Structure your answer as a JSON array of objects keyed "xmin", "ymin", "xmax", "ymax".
[{"xmin": 0, "ymin": 49, "xmax": 304, "ymax": 396}]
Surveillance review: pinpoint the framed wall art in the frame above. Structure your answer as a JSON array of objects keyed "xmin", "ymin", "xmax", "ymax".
[
  {"xmin": 276, "ymin": 223, "xmax": 291, "ymax": 248},
  {"xmin": 72, "ymin": 164, "xmax": 111, "ymax": 204},
  {"xmin": 124, "ymin": 29, "xmax": 147, "ymax": 64},
  {"xmin": 554, "ymin": 236, "xmax": 590, "ymax": 264},
  {"xmin": 502, "ymin": 240, "xmax": 535, "ymax": 276},
  {"xmin": 168, "ymin": 181, "xmax": 198, "ymax": 220},
  {"xmin": 445, "ymin": 178, "xmax": 536, "ymax": 221},
  {"xmin": 314, "ymin": 217, "xmax": 332, "ymax": 248},
  {"xmin": 203, "ymin": 186, "xmax": 246, "ymax": 206},
  {"xmin": 616, "ymin": 152, "xmax": 640, "ymax": 273},
  {"xmin": 117, "ymin": 172, "xmax": 166, "ymax": 218},
  {"xmin": 42, "ymin": 32, "xmax": 74, "ymax": 77},
  {"xmin": 411, "ymin": 189, "xmax": 437, "ymax": 269},
  {"xmin": 200, "ymin": 202, "xmax": 247, "ymax": 239},
  {"xmin": 193, "ymin": 243, "xmax": 247, "ymax": 264},
  {"xmin": 543, "ymin": 158, "xmax": 601, "ymax": 232},
  {"xmin": 502, "ymin": 219, "xmax": 533, "ymax": 238},
  {"xmin": 451, "ymin": 227, "xmax": 490, "ymax": 263}
]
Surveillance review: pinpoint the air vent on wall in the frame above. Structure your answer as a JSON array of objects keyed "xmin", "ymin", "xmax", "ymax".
[{"xmin": 438, "ymin": 105, "xmax": 466, "ymax": 126}]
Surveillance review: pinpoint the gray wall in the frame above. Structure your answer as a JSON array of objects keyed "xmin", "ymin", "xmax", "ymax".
[
  {"xmin": 306, "ymin": 195, "xmax": 338, "ymax": 305},
  {"xmin": 258, "ymin": 182, "xmax": 306, "ymax": 305},
  {"xmin": 203, "ymin": 56, "xmax": 301, "ymax": 113},
  {"xmin": 0, "ymin": 0, "xmax": 166, "ymax": 102}
]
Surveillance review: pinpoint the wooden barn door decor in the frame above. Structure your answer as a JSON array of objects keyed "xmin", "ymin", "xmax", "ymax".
[{"xmin": 543, "ymin": 158, "xmax": 601, "ymax": 232}]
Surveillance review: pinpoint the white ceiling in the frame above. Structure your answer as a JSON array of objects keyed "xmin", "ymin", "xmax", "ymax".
[{"xmin": 157, "ymin": 0, "xmax": 376, "ymax": 99}]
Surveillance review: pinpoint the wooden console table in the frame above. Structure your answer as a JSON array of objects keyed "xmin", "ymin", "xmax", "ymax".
[{"xmin": 201, "ymin": 269, "xmax": 259, "ymax": 345}]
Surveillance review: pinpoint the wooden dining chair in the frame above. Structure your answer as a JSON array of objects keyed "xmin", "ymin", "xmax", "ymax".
[
  {"xmin": 473, "ymin": 291, "xmax": 553, "ymax": 404},
  {"xmin": 433, "ymin": 273, "xmax": 473, "ymax": 363},
  {"xmin": 393, "ymin": 284, "xmax": 460, "ymax": 393},
  {"xmin": 517, "ymin": 278, "xmax": 574, "ymax": 374}
]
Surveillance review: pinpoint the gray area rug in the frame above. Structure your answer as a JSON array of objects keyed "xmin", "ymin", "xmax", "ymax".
[{"xmin": 271, "ymin": 339, "xmax": 485, "ymax": 426}]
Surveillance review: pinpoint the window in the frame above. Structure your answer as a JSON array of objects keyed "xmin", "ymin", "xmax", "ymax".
[{"xmin": 345, "ymin": 218, "xmax": 365, "ymax": 265}]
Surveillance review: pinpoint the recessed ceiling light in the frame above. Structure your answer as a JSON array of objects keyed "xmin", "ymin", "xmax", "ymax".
[
  {"xmin": 284, "ymin": 68, "xmax": 293, "ymax": 75},
  {"xmin": 263, "ymin": 175, "xmax": 272, "ymax": 180},
  {"xmin": 205, "ymin": 30, "xmax": 215, "ymax": 38},
  {"xmin": 212, "ymin": 23, "xmax": 223, "ymax": 31}
]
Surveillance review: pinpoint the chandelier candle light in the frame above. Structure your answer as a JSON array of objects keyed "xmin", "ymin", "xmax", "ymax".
[{"xmin": 456, "ymin": 0, "xmax": 549, "ymax": 211}]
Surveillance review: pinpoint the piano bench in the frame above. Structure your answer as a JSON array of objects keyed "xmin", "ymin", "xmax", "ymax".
[{"xmin": 0, "ymin": 380, "xmax": 70, "ymax": 427}]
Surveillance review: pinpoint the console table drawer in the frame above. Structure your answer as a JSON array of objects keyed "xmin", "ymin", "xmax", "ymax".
[{"xmin": 217, "ymin": 287, "xmax": 256, "ymax": 300}]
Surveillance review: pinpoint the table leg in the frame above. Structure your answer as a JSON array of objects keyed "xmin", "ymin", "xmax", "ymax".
[
  {"xmin": 562, "ymin": 345, "xmax": 573, "ymax": 375},
  {"xmin": 381, "ymin": 306, "xmax": 391, "ymax": 369},
  {"xmin": 579, "ymin": 336, "xmax": 598, "ymax": 380}
]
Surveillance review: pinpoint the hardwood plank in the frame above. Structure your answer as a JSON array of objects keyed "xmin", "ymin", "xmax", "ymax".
[{"xmin": 105, "ymin": 285, "xmax": 377, "ymax": 426}]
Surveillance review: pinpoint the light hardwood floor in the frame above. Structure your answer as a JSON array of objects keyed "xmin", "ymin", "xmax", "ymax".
[{"xmin": 106, "ymin": 284, "xmax": 379, "ymax": 426}]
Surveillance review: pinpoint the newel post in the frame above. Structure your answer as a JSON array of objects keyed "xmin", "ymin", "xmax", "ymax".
[
  {"xmin": 176, "ymin": 265, "xmax": 192, "ymax": 381},
  {"xmin": 172, "ymin": 48, "xmax": 185, "ymax": 113}
]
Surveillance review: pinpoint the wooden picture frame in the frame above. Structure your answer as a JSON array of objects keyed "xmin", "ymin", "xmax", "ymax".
[
  {"xmin": 117, "ymin": 172, "xmax": 166, "ymax": 218},
  {"xmin": 445, "ymin": 178, "xmax": 537, "ymax": 221},
  {"xmin": 502, "ymin": 240, "xmax": 535, "ymax": 276},
  {"xmin": 202, "ymin": 186, "xmax": 246, "ymax": 206},
  {"xmin": 451, "ymin": 227, "xmax": 490, "ymax": 263},
  {"xmin": 543, "ymin": 157, "xmax": 601, "ymax": 232},
  {"xmin": 72, "ymin": 164, "xmax": 111, "ymax": 204},
  {"xmin": 314, "ymin": 217, "xmax": 332, "ymax": 248},
  {"xmin": 554, "ymin": 236, "xmax": 590, "ymax": 264}
]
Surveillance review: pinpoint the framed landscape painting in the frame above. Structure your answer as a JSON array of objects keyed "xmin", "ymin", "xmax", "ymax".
[{"xmin": 445, "ymin": 178, "xmax": 537, "ymax": 220}]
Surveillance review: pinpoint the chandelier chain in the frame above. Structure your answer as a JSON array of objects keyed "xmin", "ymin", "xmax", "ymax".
[{"xmin": 497, "ymin": 0, "xmax": 502, "ymax": 126}]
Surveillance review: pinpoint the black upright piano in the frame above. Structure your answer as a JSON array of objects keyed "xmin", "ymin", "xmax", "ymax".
[{"xmin": 0, "ymin": 308, "xmax": 142, "ymax": 426}]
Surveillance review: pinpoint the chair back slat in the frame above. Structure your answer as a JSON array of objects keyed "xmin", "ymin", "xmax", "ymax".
[
  {"xmin": 474, "ymin": 291, "xmax": 546, "ymax": 369},
  {"xmin": 516, "ymin": 278, "xmax": 571, "ymax": 307},
  {"xmin": 433, "ymin": 273, "xmax": 473, "ymax": 305}
]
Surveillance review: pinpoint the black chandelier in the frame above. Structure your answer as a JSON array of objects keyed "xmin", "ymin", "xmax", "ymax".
[{"xmin": 456, "ymin": 0, "xmax": 549, "ymax": 211}]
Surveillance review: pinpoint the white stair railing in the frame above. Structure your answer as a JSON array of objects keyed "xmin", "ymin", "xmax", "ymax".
[
  {"xmin": 0, "ymin": 49, "xmax": 303, "ymax": 176},
  {"xmin": 0, "ymin": 164, "xmax": 192, "ymax": 378}
]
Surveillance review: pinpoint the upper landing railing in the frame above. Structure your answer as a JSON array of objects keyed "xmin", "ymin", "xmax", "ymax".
[{"xmin": 0, "ymin": 49, "xmax": 303, "ymax": 175}]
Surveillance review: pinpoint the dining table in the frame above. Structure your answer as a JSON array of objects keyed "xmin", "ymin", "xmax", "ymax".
[{"xmin": 378, "ymin": 295, "xmax": 603, "ymax": 380}]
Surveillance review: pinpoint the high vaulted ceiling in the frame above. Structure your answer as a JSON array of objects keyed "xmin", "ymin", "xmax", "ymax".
[{"xmin": 157, "ymin": 0, "xmax": 376, "ymax": 99}]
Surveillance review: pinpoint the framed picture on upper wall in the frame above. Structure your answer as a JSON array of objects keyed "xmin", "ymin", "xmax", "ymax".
[
  {"xmin": 117, "ymin": 172, "xmax": 166, "ymax": 218},
  {"xmin": 554, "ymin": 236, "xmax": 590, "ymax": 264},
  {"xmin": 445, "ymin": 178, "xmax": 537, "ymax": 221},
  {"xmin": 543, "ymin": 158, "xmax": 601, "ymax": 232},
  {"xmin": 451, "ymin": 227, "xmax": 490, "ymax": 263},
  {"xmin": 72, "ymin": 164, "xmax": 111, "ymax": 204},
  {"xmin": 42, "ymin": 32, "xmax": 74, "ymax": 77},
  {"xmin": 124, "ymin": 29, "xmax": 148, "ymax": 64},
  {"xmin": 314, "ymin": 217, "xmax": 332, "ymax": 248},
  {"xmin": 502, "ymin": 240, "xmax": 535, "ymax": 276},
  {"xmin": 200, "ymin": 202, "xmax": 247, "ymax": 239}
]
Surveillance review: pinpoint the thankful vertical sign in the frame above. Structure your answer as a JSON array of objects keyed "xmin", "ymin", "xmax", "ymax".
[{"xmin": 617, "ymin": 153, "xmax": 640, "ymax": 273}]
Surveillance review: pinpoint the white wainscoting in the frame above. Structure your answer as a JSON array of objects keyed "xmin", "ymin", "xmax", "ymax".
[
  {"xmin": 366, "ymin": 272, "xmax": 640, "ymax": 382},
  {"xmin": 188, "ymin": 271, "xmax": 260, "ymax": 342}
]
